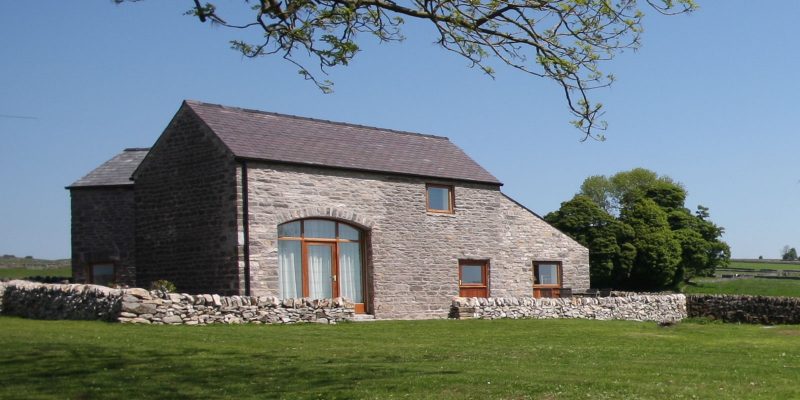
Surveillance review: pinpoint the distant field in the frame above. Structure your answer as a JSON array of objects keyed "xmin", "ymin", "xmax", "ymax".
[
  {"xmin": 728, "ymin": 260, "xmax": 800, "ymax": 271},
  {"xmin": 0, "ymin": 256, "xmax": 70, "ymax": 270},
  {"xmin": 0, "ymin": 267, "xmax": 72, "ymax": 280},
  {"xmin": 683, "ymin": 277, "xmax": 800, "ymax": 297}
]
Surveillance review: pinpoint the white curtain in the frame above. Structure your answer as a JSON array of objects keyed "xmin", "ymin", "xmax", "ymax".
[
  {"xmin": 338, "ymin": 242, "xmax": 363, "ymax": 303},
  {"xmin": 308, "ymin": 245, "xmax": 332, "ymax": 299},
  {"xmin": 278, "ymin": 240, "xmax": 302, "ymax": 298}
]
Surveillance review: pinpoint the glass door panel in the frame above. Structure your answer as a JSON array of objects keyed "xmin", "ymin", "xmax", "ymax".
[
  {"xmin": 338, "ymin": 242, "xmax": 363, "ymax": 303},
  {"xmin": 307, "ymin": 243, "xmax": 333, "ymax": 299}
]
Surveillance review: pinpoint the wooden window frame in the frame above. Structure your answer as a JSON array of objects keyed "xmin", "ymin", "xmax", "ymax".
[
  {"xmin": 278, "ymin": 219, "xmax": 367, "ymax": 313},
  {"xmin": 425, "ymin": 184, "xmax": 455, "ymax": 214},
  {"xmin": 458, "ymin": 259, "xmax": 490, "ymax": 295},
  {"xmin": 533, "ymin": 261, "xmax": 562, "ymax": 288}
]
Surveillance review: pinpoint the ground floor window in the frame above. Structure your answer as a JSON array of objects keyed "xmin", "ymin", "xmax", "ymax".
[
  {"xmin": 89, "ymin": 263, "xmax": 115, "ymax": 286},
  {"xmin": 533, "ymin": 261, "xmax": 562, "ymax": 298},
  {"xmin": 458, "ymin": 259, "xmax": 489, "ymax": 298},
  {"xmin": 278, "ymin": 219, "xmax": 365, "ymax": 312}
]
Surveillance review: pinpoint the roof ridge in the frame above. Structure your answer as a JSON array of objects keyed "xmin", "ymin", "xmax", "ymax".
[
  {"xmin": 124, "ymin": 147, "xmax": 150, "ymax": 152},
  {"xmin": 184, "ymin": 100, "xmax": 450, "ymax": 141}
]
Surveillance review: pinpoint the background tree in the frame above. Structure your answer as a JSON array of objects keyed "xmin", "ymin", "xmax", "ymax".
[
  {"xmin": 543, "ymin": 195, "xmax": 634, "ymax": 288},
  {"xmin": 782, "ymin": 247, "xmax": 798, "ymax": 261},
  {"xmin": 579, "ymin": 168, "xmax": 679, "ymax": 215},
  {"xmin": 547, "ymin": 168, "xmax": 729, "ymax": 291},
  {"xmin": 115, "ymin": 0, "xmax": 696, "ymax": 139}
]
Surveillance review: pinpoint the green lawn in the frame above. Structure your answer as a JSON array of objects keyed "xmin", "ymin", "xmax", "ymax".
[
  {"xmin": 1, "ymin": 317, "xmax": 799, "ymax": 399},
  {"xmin": 683, "ymin": 277, "xmax": 800, "ymax": 297},
  {"xmin": 727, "ymin": 260, "xmax": 800, "ymax": 271},
  {"xmin": 0, "ymin": 266, "xmax": 71, "ymax": 279}
]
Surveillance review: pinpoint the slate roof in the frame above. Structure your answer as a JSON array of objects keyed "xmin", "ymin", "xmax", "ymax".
[
  {"xmin": 68, "ymin": 148, "xmax": 149, "ymax": 188},
  {"xmin": 185, "ymin": 100, "xmax": 502, "ymax": 185}
]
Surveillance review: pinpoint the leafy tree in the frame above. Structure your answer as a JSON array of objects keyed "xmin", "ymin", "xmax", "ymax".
[
  {"xmin": 544, "ymin": 195, "xmax": 633, "ymax": 288},
  {"xmin": 115, "ymin": 0, "xmax": 696, "ymax": 139},
  {"xmin": 579, "ymin": 168, "xmax": 679, "ymax": 214},
  {"xmin": 549, "ymin": 168, "xmax": 729, "ymax": 291},
  {"xmin": 782, "ymin": 247, "xmax": 798, "ymax": 261},
  {"xmin": 620, "ymin": 197, "xmax": 681, "ymax": 290}
]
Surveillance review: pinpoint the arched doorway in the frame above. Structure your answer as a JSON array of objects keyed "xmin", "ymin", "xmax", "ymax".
[{"xmin": 277, "ymin": 219, "xmax": 366, "ymax": 313}]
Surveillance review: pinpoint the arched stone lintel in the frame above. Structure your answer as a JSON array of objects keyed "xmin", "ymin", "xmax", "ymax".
[{"xmin": 275, "ymin": 207, "xmax": 374, "ymax": 230}]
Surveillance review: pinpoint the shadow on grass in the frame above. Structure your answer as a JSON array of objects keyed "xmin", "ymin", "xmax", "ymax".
[{"xmin": 0, "ymin": 333, "xmax": 463, "ymax": 399}]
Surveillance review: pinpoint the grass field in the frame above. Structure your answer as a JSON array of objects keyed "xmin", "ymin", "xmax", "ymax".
[
  {"xmin": 683, "ymin": 277, "xmax": 800, "ymax": 297},
  {"xmin": 1, "ymin": 317, "xmax": 799, "ymax": 399},
  {"xmin": 0, "ymin": 267, "xmax": 72, "ymax": 280},
  {"xmin": 727, "ymin": 260, "xmax": 800, "ymax": 271},
  {"xmin": 0, "ymin": 256, "xmax": 70, "ymax": 269}
]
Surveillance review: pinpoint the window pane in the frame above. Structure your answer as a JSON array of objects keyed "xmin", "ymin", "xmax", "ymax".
[
  {"xmin": 278, "ymin": 221, "xmax": 301, "ymax": 238},
  {"xmin": 338, "ymin": 223, "xmax": 360, "ymax": 240},
  {"xmin": 304, "ymin": 219, "xmax": 336, "ymax": 238},
  {"xmin": 91, "ymin": 264, "xmax": 114, "ymax": 286},
  {"xmin": 427, "ymin": 186, "xmax": 451, "ymax": 211},
  {"xmin": 461, "ymin": 265, "xmax": 484, "ymax": 284},
  {"xmin": 278, "ymin": 240, "xmax": 302, "ymax": 298},
  {"xmin": 307, "ymin": 244, "xmax": 333, "ymax": 299},
  {"xmin": 338, "ymin": 242, "xmax": 363, "ymax": 302},
  {"xmin": 536, "ymin": 264, "xmax": 559, "ymax": 285}
]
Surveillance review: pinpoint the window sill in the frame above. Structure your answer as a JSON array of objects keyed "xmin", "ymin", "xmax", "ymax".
[{"xmin": 426, "ymin": 211, "xmax": 456, "ymax": 217}]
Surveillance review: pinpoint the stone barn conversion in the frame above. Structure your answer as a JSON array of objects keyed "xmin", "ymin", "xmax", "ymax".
[{"xmin": 68, "ymin": 100, "xmax": 589, "ymax": 319}]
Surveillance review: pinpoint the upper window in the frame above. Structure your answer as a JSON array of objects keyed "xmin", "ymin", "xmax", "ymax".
[
  {"xmin": 426, "ymin": 184, "xmax": 454, "ymax": 213},
  {"xmin": 533, "ymin": 261, "xmax": 561, "ymax": 287}
]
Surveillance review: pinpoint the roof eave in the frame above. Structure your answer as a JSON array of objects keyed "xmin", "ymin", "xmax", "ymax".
[
  {"xmin": 65, "ymin": 184, "xmax": 135, "ymax": 190},
  {"xmin": 234, "ymin": 156, "xmax": 503, "ymax": 187}
]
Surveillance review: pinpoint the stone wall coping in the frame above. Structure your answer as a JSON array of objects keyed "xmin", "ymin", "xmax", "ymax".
[
  {"xmin": 1, "ymin": 280, "xmax": 356, "ymax": 325},
  {"xmin": 451, "ymin": 294, "xmax": 688, "ymax": 323}
]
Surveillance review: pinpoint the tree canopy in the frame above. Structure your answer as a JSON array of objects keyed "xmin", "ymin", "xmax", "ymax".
[
  {"xmin": 546, "ymin": 168, "xmax": 729, "ymax": 291},
  {"xmin": 115, "ymin": 0, "xmax": 696, "ymax": 140},
  {"xmin": 782, "ymin": 246, "xmax": 798, "ymax": 261}
]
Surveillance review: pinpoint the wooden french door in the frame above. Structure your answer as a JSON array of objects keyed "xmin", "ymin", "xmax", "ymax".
[
  {"xmin": 302, "ymin": 241, "xmax": 366, "ymax": 314},
  {"xmin": 303, "ymin": 242, "xmax": 336, "ymax": 299},
  {"xmin": 459, "ymin": 260, "xmax": 489, "ymax": 298}
]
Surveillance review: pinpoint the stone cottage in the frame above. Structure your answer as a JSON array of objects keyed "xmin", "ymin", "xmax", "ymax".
[{"xmin": 69, "ymin": 100, "xmax": 589, "ymax": 319}]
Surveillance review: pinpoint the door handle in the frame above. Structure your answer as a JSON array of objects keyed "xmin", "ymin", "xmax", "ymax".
[{"xmin": 332, "ymin": 275, "xmax": 337, "ymax": 282}]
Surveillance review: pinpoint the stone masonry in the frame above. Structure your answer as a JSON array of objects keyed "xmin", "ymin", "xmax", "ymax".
[
  {"xmin": 90, "ymin": 101, "xmax": 590, "ymax": 319},
  {"xmin": 1, "ymin": 280, "xmax": 354, "ymax": 325},
  {"xmin": 134, "ymin": 107, "xmax": 241, "ymax": 295},
  {"xmin": 70, "ymin": 188, "xmax": 136, "ymax": 286},
  {"xmin": 243, "ymin": 162, "xmax": 589, "ymax": 319},
  {"xmin": 451, "ymin": 294, "xmax": 687, "ymax": 323},
  {"xmin": 687, "ymin": 294, "xmax": 800, "ymax": 325}
]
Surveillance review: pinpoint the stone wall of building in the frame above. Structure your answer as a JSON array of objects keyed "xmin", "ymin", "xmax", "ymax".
[
  {"xmin": 70, "ymin": 187, "xmax": 137, "ymax": 286},
  {"xmin": 134, "ymin": 106, "xmax": 241, "ymax": 295},
  {"xmin": 687, "ymin": 294, "xmax": 800, "ymax": 324},
  {"xmin": 451, "ymin": 294, "xmax": 687, "ymax": 322},
  {"xmin": 244, "ymin": 162, "xmax": 590, "ymax": 320},
  {"xmin": 0, "ymin": 280, "xmax": 354, "ymax": 325}
]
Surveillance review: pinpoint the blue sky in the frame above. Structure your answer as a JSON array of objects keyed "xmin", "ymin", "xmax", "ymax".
[{"xmin": 1, "ymin": 2, "xmax": 797, "ymax": 259}]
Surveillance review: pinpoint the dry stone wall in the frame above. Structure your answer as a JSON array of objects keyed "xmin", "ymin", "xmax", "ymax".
[
  {"xmin": 1, "ymin": 280, "xmax": 354, "ymax": 325},
  {"xmin": 687, "ymin": 294, "xmax": 800, "ymax": 324},
  {"xmin": 451, "ymin": 294, "xmax": 687, "ymax": 322}
]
